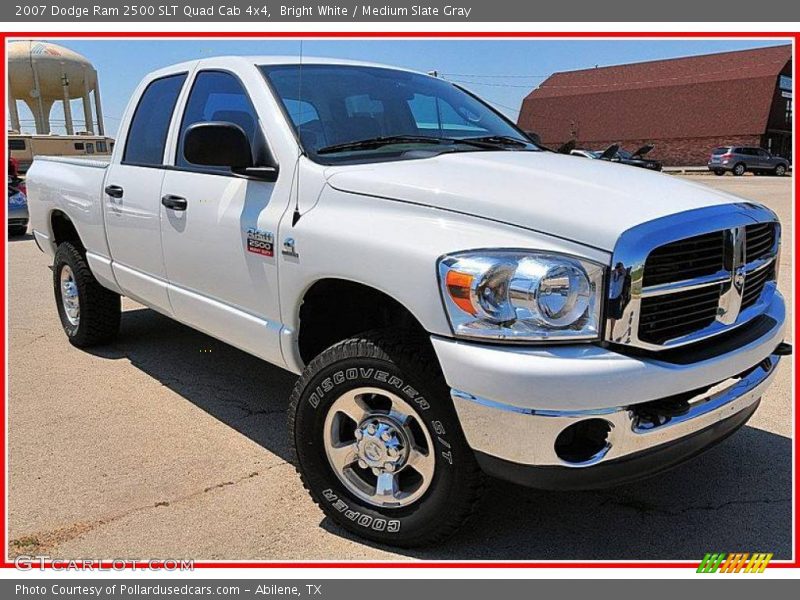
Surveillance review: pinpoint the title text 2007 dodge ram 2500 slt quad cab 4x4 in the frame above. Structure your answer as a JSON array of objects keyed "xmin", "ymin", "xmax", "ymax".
[{"xmin": 27, "ymin": 57, "xmax": 788, "ymax": 547}]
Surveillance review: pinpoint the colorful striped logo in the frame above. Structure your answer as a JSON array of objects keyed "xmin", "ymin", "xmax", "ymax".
[{"xmin": 697, "ymin": 553, "xmax": 773, "ymax": 573}]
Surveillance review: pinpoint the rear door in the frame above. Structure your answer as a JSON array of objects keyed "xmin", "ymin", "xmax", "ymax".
[
  {"xmin": 756, "ymin": 148, "xmax": 772, "ymax": 169},
  {"xmin": 739, "ymin": 147, "xmax": 758, "ymax": 169},
  {"xmin": 159, "ymin": 69, "xmax": 291, "ymax": 365},
  {"xmin": 104, "ymin": 72, "xmax": 187, "ymax": 313}
]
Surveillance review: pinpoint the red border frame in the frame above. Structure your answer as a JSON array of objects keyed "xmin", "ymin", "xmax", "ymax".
[{"xmin": 1, "ymin": 29, "xmax": 797, "ymax": 571}]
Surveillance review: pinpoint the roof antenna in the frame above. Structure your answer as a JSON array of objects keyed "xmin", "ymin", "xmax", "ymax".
[{"xmin": 292, "ymin": 39, "xmax": 304, "ymax": 227}]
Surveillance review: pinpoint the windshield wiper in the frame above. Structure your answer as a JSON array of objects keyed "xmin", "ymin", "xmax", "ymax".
[
  {"xmin": 461, "ymin": 135, "xmax": 530, "ymax": 148},
  {"xmin": 317, "ymin": 135, "xmax": 449, "ymax": 155},
  {"xmin": 316, "ymin": 133, "xmax": 531, "ymax": 155}
]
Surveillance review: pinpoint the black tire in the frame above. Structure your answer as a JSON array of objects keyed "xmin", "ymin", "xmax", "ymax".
[
  {"xmin": 733, "ymin": 163, "xmax": 746, "ymax": 176},
  {"xmin": 774, "ymin": 164, "xmax": 787, "ymax": 177},
  {"xmin": 289, "ymin": 330, "xmax": 483, "ymax": 547},
  {"xmin": 9, "ymin": 225, "xmax": 27, "ymax": 236},
  {"xmin": 53, "ymin": 242, "xmax": 121, "ymax": 348},
  {"xmin": 713, "ymin": 169, "xmax": 725, "ymax": 176}
]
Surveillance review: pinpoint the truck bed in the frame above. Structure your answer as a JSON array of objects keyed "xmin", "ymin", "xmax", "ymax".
[
  {"xmin": 26, "ymin": 154, "xmax": 113, "ymax": 269},
  {"xmin": 32, "ymin": 154, "xmax": 111, "ymax": 169}
]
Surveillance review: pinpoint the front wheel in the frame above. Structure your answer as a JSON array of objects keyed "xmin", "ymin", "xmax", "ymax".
[
  {"xmin": 53, "ymin": 242, "xmax": 121, "ymax": 347},
  {"xmin": 289, "ymin": 330, "xmax": 483, "ymax": 547},
  {"xmin": 775, "ymin": 164, "xmax": 787, "ymax": 176}
]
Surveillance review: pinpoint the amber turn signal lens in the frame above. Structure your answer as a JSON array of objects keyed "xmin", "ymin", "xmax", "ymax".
[{"xmin": 445, "ymin": 270, "xmax": 477, "ymax": 315}]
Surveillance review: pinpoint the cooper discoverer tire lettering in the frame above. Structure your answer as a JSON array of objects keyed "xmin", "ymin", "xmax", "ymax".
[{"xmin": 288, "ymin": 330, "xmax": 483, "ymax": 547}]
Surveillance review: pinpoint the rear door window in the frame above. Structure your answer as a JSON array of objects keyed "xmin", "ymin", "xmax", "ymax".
[{"xmin": 123, "ymin": 73, "xmax": 187, "ymax": 166}]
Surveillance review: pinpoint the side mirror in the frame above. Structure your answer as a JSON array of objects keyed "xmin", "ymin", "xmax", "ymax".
[
  {"xmin": 183, "ymin": 122, "xmax": 279, "ymax": 182},
  {"xmin": 184, "ymin": 122, "xmax": 252, "ymax": 169}
]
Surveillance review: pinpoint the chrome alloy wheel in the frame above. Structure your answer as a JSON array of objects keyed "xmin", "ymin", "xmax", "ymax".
[
  {"xmin": 323, "ymin": 387, "xmax": 435, "ymax": 508},
  {"xmin": 60, "ymin": 265, "xmax": 80, "ymax": 326}
]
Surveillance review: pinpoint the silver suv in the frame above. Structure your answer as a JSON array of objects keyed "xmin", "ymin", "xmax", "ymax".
[{"xmin": 708, "ymin": 146, "xmax": 789, "ymax": 176}]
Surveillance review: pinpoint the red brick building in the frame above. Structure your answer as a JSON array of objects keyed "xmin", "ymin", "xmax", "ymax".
[{"xmin": 517, "ymin": 45, "xmax": 792, "ymax": 166}]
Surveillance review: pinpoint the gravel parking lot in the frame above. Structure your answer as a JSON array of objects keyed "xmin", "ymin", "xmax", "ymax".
[{"xmin": 7, "ymin": 175, "xmax": 794, "ymax": 562}]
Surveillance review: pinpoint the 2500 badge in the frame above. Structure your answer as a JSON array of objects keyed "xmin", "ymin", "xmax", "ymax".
[{"xmin": 246, "ymin": 228, "xmax": 274, "ymax": 257}]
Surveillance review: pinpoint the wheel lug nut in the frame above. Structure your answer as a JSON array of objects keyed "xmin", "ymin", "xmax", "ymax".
[
  {"xmin": 381, "ymin": 431, "xmax": 391, "ymax": 442},
  {"xmin": 354, "ymin": 429, "xmax": 363, "ymax": 439},
  {"xmin": 367, "ymin": 424, "xmax": 377, "ymax": 435},
  {"xmin": 371, "ymin": 467, "xmax": 382, "ymax": 476},
  {"xmin": 387, "ymin": 448, "xmax": 399, "ymax": 458},
  {"xmin": 384, "ymin": 463, "xmax": 395, "ymax": 473},
  {"xmin": 358, "ymin": 459, "xmax": 367, "ymax": 469}
]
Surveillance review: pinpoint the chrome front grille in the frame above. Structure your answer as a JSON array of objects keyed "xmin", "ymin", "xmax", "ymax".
[
  {"xmin": 639, "ymin": 283, "xmax": 722, "ymax": 345},
  {"xmin": 745, "ymin": 222, "xmax": 777, "ymax": 262},
  {"xmin": 605, "ymin": 204, "xmax": 780, "ymax": 350},
  {"xmin": 741, "ymin": 261, "xmax": 775, "ymax": 310},
  {"xmin": 641, "ymin": 231, "xmax": 725, "ymax": 288}
]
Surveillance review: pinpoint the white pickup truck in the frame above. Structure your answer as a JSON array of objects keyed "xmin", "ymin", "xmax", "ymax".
[{"xmin": 28, "ymin": 56, "xmax": 788, "ymax": 547}]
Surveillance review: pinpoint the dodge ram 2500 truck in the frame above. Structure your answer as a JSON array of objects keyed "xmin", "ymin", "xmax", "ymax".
[{"xmin": 27, "ymin": 57, "xmax": 788, "ymax": 547}]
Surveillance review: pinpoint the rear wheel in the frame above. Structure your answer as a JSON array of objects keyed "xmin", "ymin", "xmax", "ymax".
[
  {"xmin": 53, "ymin": 242, "xmax": 121, "ymax": 347},
  {"xmin": 775, "ymin": 164, "xmax": 787, "ymax": 176},
  {"xmin": 713, "ymin": 169, "xmax": 725, "ymax": 176},
  {"xmin": 733, "ymin": 163, "xmax": 746, "ymax": 176},
  {"xmin": 289, "ymin": 330, "xmax": 483, "ymax": 547}
]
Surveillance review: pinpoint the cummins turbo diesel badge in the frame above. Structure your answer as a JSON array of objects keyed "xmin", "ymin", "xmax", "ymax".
[{"xmin": 246, "ymin": 228, "xmax": 274, "ymax": 257}]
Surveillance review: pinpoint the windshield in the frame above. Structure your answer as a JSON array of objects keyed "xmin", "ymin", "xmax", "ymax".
[{"xmin": 260, "ymin": 64, "xmax": 538, "ymax": 163}]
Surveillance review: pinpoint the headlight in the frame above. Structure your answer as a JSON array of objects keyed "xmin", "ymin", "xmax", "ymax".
[{"xmin": 438, "ymin": 251, "xmax": 605, "ymax": 342}]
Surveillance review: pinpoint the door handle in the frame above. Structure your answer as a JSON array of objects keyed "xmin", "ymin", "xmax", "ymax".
[
  {"xmin": 161, "ymin": 194, "xmax": 188, "ymax": 211},
  {"xmin": 105, "ymin": 185, "xmax": 124, "ymax": 199}
]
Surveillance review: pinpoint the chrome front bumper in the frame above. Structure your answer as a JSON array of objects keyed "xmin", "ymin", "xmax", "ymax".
[
  {"xmin": 451, "ymin": 352, "xmax": 778, "ymax": 470},
  {"xmin": 433, "ymin": 292, "xmax": 785, "ymax": 489}
]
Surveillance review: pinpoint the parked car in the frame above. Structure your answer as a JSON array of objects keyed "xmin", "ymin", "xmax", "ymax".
[
  {"xmin": 569, "ymin": 148, "xmax": 601, "ymax": 159},
  {"xmin": 8, "ymin": 159, "xmax": 28, "ymax": 236},
  {"xmin": 708, "ymin": 146, "xmax": 789, "ymax": 176},
  {"xmin": 26, "ymin": 57, "xmax": 788, "ymax": 547},
  {"xmin": 613, "ymin": 145, "xmax": 663, "ymax": 171},
  {"xmin": 570, "ymin": 144, "xmax": 662, "ymax": 171}
]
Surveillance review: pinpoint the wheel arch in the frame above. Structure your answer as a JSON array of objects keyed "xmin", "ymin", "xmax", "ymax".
[
  {"xmin": 295, "ymin": 277, "xmax": 432, "ymax": 367},
  {"xmin": 49, "ymin": 209, "xmax": 85, "ymax": 252}
]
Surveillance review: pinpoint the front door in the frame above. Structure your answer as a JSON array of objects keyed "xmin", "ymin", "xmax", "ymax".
[
  {"xmin": 104, "ymin": 72, "xmax": 187, "ymax": 314},
  {"xmin": 159, "ymin": 70, "xmax": 291, "ymax": 365}
]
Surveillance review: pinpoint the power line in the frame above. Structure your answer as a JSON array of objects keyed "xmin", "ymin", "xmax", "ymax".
[
  {"xmin": 485, "ymin": 100, "xmax": 522, "ymax": 115},
  {"xmin": 441, "ymin": 73, "xmax": 549, "ymax": 79},
  {"xmin": 452, "ymin": 79, "xmax": 537, "ymax": 89},
  {"xmin": 446, "ymin": 57, "xmax": 787, "ymax": 91}
]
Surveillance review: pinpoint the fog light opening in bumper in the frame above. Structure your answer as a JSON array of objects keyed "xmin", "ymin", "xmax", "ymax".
[{"xmin": 554, "ymin": 418, "xmax": 613, "ymax": 464}]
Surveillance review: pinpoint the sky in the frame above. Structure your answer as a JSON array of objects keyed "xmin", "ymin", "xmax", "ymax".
[{"xmin": 10, "ymin": 38, "xmax": 790, "ymax": 137}]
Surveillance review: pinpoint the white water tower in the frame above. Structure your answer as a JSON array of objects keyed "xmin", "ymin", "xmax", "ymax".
[{"xmin": 8, "ymin": 40, "xmax": 105, "ymax": 136}]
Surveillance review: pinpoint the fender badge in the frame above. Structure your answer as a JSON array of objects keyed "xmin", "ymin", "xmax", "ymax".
[
  {"xmin": 282, "ymin": 237, "xmax": 299, "ymax": 258},
  {"xmin": 246, "ymin": 228, "xmax": 274, "ymax": 257}
]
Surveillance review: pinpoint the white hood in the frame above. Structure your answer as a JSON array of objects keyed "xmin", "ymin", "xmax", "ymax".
[{"xmin": 325, "ymin": 151, "xmax": 744, "ymax": 251}]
